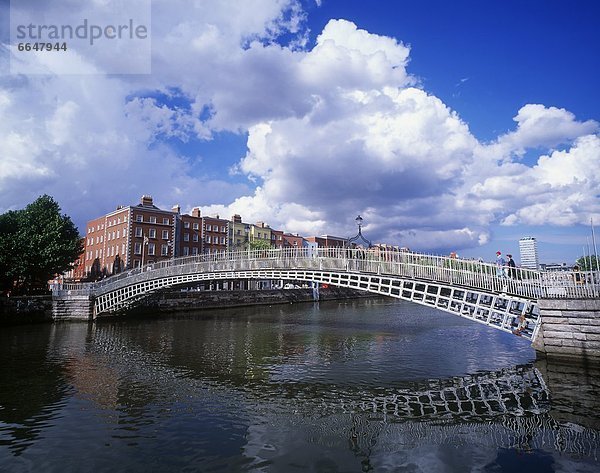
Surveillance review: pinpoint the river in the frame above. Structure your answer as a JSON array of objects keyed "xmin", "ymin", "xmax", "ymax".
[{"xmin": 1, "ymin": 298, "xmax": 599, "ymax": 472}]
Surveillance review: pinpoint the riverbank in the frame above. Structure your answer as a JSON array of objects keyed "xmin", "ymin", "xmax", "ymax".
[
  {"xmin": 108, "ymin": 286, "xmax": 373, "ymax": 318},
  {"xmin": 0, "ymin": 295, "xmax": 53, "ymax": 325},
  {"xmin": 1, "ymin": 287, "xmax": 374, "ymax": 324}
]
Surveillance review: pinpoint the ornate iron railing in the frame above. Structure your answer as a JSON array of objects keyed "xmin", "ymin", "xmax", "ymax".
[{"xmin": 52, "ymin": 248, "xmax": 600, "ymax": 300}]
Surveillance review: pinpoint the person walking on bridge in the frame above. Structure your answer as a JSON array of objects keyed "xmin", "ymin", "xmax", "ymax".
[
  {"xmin": 506, "ymin": 254, "xmax": 517, "ymax": 279},
  {"xmin": 495, "ymin": 251, "xmax": 506, "ymax": 277}
]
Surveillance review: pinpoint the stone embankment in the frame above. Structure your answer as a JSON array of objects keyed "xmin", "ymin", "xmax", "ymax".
[
  {"xmin": 122, "ymin": 286, "xmax": 372, "ymax": 316},
  {"xmin": 533, "ymin": 298, "xmax": 600, "ymax": 364},
  {"xmin": 1, "ymin": 287, "xmax": 373, "ymax": 323},
  {"xmin": 0, "ymin": 295, "xmax": 53, "ymax": 324}
]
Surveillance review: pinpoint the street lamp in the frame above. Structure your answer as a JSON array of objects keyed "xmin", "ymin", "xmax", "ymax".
[
  {"xmin": 141, "ymin": 235, "xmax": 149, "ymax": 270},
  {"xmin": 348, "ymin": 214, "xmax": 372, "ymax": 248}
]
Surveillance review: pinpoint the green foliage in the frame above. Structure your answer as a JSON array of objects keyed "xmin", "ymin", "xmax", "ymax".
[
  {"xmin": 248, "ymin": 239, "xmax": 272, "ymax": 250},
  {"xmin": 0, "ymin": 195, "xmax": 82, "ymax": 293},
  {"xmin": 576, "ymin": 255, "xmax": 599, "ymax": 271}
]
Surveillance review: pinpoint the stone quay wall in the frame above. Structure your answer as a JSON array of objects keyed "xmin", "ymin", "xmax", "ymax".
[
  {"xmin": 0, "ymin": 295, "xmax": 53, "ymax": 324},
  {"xmin": 116, "ymin": 286, "xmax": 373, "ymax": 317},
  {"xmin": 2, "ymin": 288, "xmax": 374, "ymax": 323},
  {"xmin": 533, "ymin": 298, "xmax": 600, "ymax": 364}
]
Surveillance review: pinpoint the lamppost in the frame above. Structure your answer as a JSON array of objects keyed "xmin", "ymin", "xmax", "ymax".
[
  {"xmin": 141, "ymin": 235, "xmax": 149, "ymax": 270},
  {"xmin": 347, "ymin": 215, "xmax": 372, "ymax": 248}
]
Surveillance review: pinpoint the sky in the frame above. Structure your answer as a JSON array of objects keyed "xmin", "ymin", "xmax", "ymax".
[{"xmin": 1, "ymin": 0, "xmax": 599, "ymax": 265}]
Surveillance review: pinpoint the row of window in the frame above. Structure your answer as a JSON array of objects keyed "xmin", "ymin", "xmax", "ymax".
[
  {"xmin": 85, "ymin": 244, "xmax": 126, "ymax": 261},
  {"xmin": 88, "ymin": 215, "xmax": 128, "ymax": 233},
  {"xmin": 133, "ymin": 242, "xmax": 171, "ymax": 256},
  {"xmin": 106, "ymin": 216, "xmax": 127, "ymax": 227},
  {"xmin": 135, "ymin": 214, "xmax": 172, "ymax": 225},
  {"xmin": 205, "ymin": 235, "xmax": 226, "ymax": 244},
  {"xmin": 188, "ymin": 222, "xmax": 227, "ymax": 232}
]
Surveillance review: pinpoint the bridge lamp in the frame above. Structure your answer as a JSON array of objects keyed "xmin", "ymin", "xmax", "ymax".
[{"xmin": 355, "ymin": 215, "xmax": 363, "ymax": 229}]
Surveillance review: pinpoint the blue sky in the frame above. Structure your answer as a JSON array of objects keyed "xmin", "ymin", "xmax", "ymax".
[{"xmin": 1, "ymin": 0, "xmax": 599, "ymax": 264}]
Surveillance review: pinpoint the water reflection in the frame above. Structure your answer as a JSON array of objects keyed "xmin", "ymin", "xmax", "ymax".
[{"xmin": 1, "ymin": 299, "xmax": 599, "ymax": 472}]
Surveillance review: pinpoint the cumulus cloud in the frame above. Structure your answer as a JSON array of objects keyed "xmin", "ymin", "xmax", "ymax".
[{"xmin": 2, "ymin": 1, "xmax": 599, "ymax": 253}]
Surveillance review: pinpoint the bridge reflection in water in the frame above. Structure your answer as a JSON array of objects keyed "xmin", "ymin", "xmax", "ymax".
[
  {"xmin": 85, "ymin": 323, "xmax": 599, "ymax": 466},
  {"xmin": 2, "ymin": 305, "xmax": 599, "ymax": 472}
]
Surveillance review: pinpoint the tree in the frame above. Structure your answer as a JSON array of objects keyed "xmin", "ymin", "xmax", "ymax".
[
  {"xmin": 248, "ymin": 239, "xmax": 272, "ymax": 251},
  {"xmin": 576, "ymin": 255, "xmax": 599, "ymax": 271},
  {"xmin": 0, "ymin": 195, "xmax": 82, "ymax": 293},
  {"xmin": 0, "ymin": 210, "xmax": 21, "ymax": 291}
]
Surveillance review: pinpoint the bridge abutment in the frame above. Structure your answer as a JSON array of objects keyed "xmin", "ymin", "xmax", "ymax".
[
  {"xmin": 52, "ymin": 295, "xmax": 94, "ymax": 320},
  {"xmin": 534, "ymin": 298, "xmax": 600, "ymax": 363}
]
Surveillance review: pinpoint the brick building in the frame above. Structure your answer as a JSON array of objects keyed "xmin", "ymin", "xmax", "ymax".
[
  {"xmin": 82, "ymin": 195, "xmax": 232, "ymax": 279},
  {"xmin": 305, "ymin": 235, "xmax": 347, "ymax": 248}
]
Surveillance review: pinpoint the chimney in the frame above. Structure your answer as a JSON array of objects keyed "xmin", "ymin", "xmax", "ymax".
[
  {"xmin": 141, "ymin": 195, "xmax": 153, "ymax": 207},
  {"xmin": 192, "ymin": 207, "xmax": 201, "ymax": 218},
  {"xmin": 172, "ymin": 204, "xmax": 180, "ymax": 214},
  {"xmin": 232, "ymin": 214, "xmax": 242, "ymax": 223}
]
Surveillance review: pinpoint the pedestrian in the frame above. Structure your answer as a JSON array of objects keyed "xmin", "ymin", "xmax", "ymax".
[
  {"xmin": 506, "ymin": 254, "xmax": 517, "ymax": 279},
  {"xmin": 573, "ymin": 265, "xmax": 584, "ymax": 284},
  {"xmin": 495, "ymin": 251, "xmax": 506, "ymax": 277}
]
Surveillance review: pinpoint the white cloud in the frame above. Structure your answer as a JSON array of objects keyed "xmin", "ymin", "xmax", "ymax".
[
  {"xmin": 2, "ymin": 2, "xmax": 599, "ymax": 253},
  {"xmin": 481, "ymin": 104, "xmax": 598, "ymax": 161}
]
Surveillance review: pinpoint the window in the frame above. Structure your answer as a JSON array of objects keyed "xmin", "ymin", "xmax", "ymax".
[
  {"xmin": 161, "ymin": 245, "xmax": 169, "ymax": 256},
  {"xmin": 134, "ymin": 260, "xmax": 140, "ymax": 268},
  {"xmin": 149, "ymin": 228, "xmax": 156, "ymax": 239},
  {"xmin": 136, "ymin": 215, "xmax": 142, "ymax": 222},
  {"xmin": 193, "ymin": 234, "xmax": 199, "ymax": 242},
  {"xmin": 135, "ymin": 227, "xmax": 142, "ymax": 237},
  {"xmin": 134, "ymin": 242, "xmax": 142, "ymax": 255},
  {"xmin": 184, "ymin": 222, "xmax": 190, "ymax": 229},
  {"xmin": 163, "ymin": 217, "xmax": 170, "ymax": 224},
  {"xmin": 192, "ymin": 247, "xmax": 198, "ymax": 255},
  {"xmin": 183, "ymin": 233, "xmax": 189, "ymax": 242},
  {"xmin": 148, "ymin": 243, "xmax": 155, "ymax": 256},
  {"xmin": 183, "ymin": 247, "xmax": 189, "ymax": 256},
  {"xmin": 149, "ymin": 216, "xmax": 157, "ymax": 224},
  {"xmin": 193, "ymin": 223, "xmax": 199, "ymax": 230},
  {"xmin": 116, "ymin": 230, "xmax": 120, "ymax": 238},
  {"xmin": 221, "ymin": 237, "xmax": 226, "ymax": 244},
  {"xmin": 123, "ymin": 229, "xmax": 127, "ymax": 237},
  {"xmin": 162, "ymin": 230, "xmax": 169, "ymax": 239},
  {"xmin": 206, "ymin": 224, "xmax": 212, "ymax": 231},
  {"xmin": 122, "ymin": 243, "xmax": 126, "ymax": 254},
  {"xmin": 206, "ymin": 235, "xmax": 211, "ymax": 243},
  {"xmin": 117, "ymin": 218, "xmax": 121, "ymax": 224},
  {"xmin": 221, "ymin": 226, "xmax": 226, "ymax": 233},
  {"xmin": 236, "ymin": 229, "xmax": 241, "ymax": 235}
]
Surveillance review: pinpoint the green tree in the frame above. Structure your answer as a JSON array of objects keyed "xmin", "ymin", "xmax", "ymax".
[
  {"xmin": 0, "ymin": 210, "xmax": 21, "ymax": 291},
  {"xmin": 0, "ymin": 195, "xmax": 82, "ymax": 293},
  {"xmin": 576, "ymin": 255, "xmax": 599, "ymax": 271},
  {"xmin": 248, "ymin": 239, "xmax": 272, "ymax": 251}
]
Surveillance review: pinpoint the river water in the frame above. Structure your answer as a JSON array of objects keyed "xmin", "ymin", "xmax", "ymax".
[{"xmin": 1, "ymin": 298, "xmax": 599, "ymax": 472}]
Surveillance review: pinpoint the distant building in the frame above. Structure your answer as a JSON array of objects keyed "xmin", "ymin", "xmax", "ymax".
[
  {"xmin": 305, "ymin": 235, "xmax": 347, "ymax": 248},
  {"xmin": 519, "ymin": 237, "xmax": 539, "ymax": 270},
  {"xmin": 82, "ymin": 195, "xmax": 232, "ymax": 278}
]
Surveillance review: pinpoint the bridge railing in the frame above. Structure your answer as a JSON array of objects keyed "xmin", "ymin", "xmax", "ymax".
[{"xmin": 52, "ymin": 248, "xmax": 600, "ymax": 299}]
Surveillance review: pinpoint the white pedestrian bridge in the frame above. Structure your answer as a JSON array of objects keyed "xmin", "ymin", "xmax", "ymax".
[{"xmin": 53, "ymin": 248, "xmax": 600, "ymax": 342}]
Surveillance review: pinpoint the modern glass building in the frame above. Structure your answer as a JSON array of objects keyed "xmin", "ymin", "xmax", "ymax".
[{"xmin": 519, "ymin": 236, "xmax": 539, "ymax": 269}]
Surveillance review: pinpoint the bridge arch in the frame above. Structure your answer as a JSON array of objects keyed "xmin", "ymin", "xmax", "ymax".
[{"xmin": 73, "ymin": 248, "xmax": 543, "ymax": 341}]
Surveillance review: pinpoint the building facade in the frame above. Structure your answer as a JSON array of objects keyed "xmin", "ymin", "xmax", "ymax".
[
  {"xmin": 519, "ymin": 236, "xmax": 540, "ymax": 270},
  {"xmin": 82, "ymin": 195, "xmax": 234, "ymax": 279}
]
